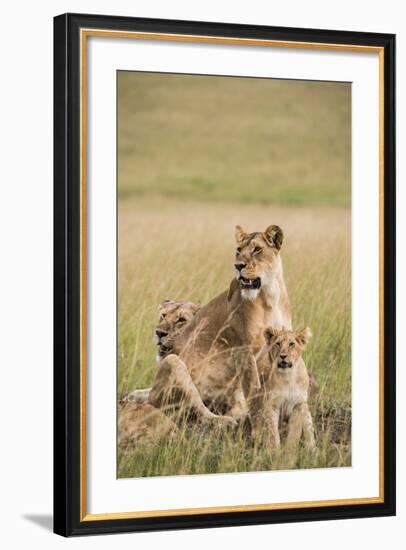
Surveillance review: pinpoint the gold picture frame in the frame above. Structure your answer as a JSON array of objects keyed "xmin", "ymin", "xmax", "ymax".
[{"xmin": 54, "ymin": 13, "xmax": 396, "ymax": 536}]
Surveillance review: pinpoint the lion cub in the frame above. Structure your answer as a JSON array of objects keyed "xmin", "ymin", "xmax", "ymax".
[
  {"xmin": 254, "ymin": 326, "xmax": 315, "ymax": 452},
  {"xmin": 122, "ymin": 300, "xmax": 200, "ymax": 404}
]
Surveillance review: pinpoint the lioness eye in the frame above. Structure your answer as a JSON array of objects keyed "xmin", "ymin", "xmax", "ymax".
[
  {"xmin": 289, "ymin": 341, "xmax": 295, "ymax": 348},
  {"xmin": 275, "ymin": 342, "xmax": 281, "ymax": 348},
  {"xmin": 236, "ymin": 247, "xmax": 241, "ymax": 253},
  {"xmin": 177, "ymin": 317, "xmax": 186, "ymax": 324},
  {"xmin": 254, "ymin": 246, "xmax": 263, "ymax": 254},
  {"xmin": 160, "ymin": 314, "xmax": 166, "ymax": 320}
]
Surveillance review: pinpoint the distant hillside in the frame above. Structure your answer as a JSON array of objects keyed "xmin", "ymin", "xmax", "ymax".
[{"xmin": 118, "ymin": 72, "xmax": 351, "ymax": 207}]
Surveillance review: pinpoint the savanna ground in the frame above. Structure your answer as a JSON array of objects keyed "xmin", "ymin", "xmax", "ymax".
[{"xmin": 117, "ymin": 72, "xmax": 351, "ymax": 478}]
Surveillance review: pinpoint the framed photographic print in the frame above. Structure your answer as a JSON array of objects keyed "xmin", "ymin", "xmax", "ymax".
[{"xmin": 53, "ymin": 13, "xmax": 396, "ymax": 536}]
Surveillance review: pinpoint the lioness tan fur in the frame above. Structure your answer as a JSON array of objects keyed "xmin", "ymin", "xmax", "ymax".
[
  {"xmin": 118, "ymin": 402, "xmax": 178, "ymax": 447},
  {"xmin": 253, "ymin": 326, "xmax": 315, "ymax": 451},
  {"xmin": 155, "ymin": 300, "xmax": 201, "ymax": 360},
  {"xmin": 148, "ymin": 225, "xmax": 292, "ymax": 425},
  {"xmin": 123, "ymin": 300, "xmax": 200, "ymax": 404}
]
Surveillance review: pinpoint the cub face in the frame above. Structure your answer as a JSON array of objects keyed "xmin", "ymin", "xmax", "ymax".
[
  {"xmin": 234, "ymin": 224, "xmax": 284, "ymax": 300},
  {"xmin": 263, "ymin": 326, "xmax": 312, "ymax": 370},
  {"xmin": 155, "ymin": 300, "xmax": 200, "ymax": 359}
]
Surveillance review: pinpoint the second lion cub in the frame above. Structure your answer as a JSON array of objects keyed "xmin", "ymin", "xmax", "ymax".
[{"xmin": 254, "ymin": 326, "xmax": 315, "ymax": 452}]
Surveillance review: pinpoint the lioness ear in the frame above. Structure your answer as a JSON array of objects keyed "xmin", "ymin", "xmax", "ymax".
[
  {"xmin": 158, "ymin": 299, "xmax": 174, "ymax": 311},
  {"xmin": 264, "ymin": 326, "xmax": 279, "ymax": 345},
  {"xmin": 190, "ymin": 303, "xmax": 201, "ymax": 314},
  {"xmin": 296, "ymin": 327, "xmax": 312, "ymax": 346},
  {"xmin": 235, "ymin": 225, "xmax": 247, "ymax": 244},
  {"xmin": 264, "ymin": 225, "xmax": 284, "ymax": 250}
]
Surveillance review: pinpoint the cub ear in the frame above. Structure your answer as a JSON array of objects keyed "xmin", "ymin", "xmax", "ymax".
[
  {"xmin": 264, "ymin": 225, "xmax": 284, "ymax": 250},
  {"xmin": 264, "ymin": 326, "xmax": 279, "ymax": 345},
  {"xmin": 235, "ymin": 225, "xmax": 247, "ymax": 244},
  {"xmin": 296, "ymin": 327, "xmax": 312, "ymax": 346}
]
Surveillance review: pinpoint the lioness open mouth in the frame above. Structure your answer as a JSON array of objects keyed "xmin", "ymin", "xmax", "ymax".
[
  {"xmin": 277, "ymin": 360, "xmax": 293, "ymax": 369},
  {"xmin": 158, "ymin": 344, "xmax": 171, "ymax": 357},
  {"xmin": 238, "ymin": 276, "xmax": 261, "ymax": 290}
]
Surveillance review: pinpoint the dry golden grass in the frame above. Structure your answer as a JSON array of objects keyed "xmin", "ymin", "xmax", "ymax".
[{"xmin": 117, "ymin": 198, "xmax": 351, "ymax": 477}]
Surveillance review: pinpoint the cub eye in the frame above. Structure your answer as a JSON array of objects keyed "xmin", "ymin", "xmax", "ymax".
[
  {"xmin": 177, "ymin": 317, "xmax": 187, "ymax": 325},
  {"xmin": 253, "ymin": 246, "xmax": 263, "ymax": 254},
  {"xmin": 160, "ymin": 314, "xmax": 166, "ymax": 321},
  {"xmin": 236, "ymin": 247, "xmax": 241, "ymax": 254},
  {"xmin": 274, "ymin": 341, "xmax": 281, "ymax": 348},
  {"xmin": 289, "ymin": 341, "xmax": 295, "ymax": 348}
]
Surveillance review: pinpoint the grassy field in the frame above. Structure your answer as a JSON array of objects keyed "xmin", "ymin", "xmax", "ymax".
[
  {"xmin": 117, "ymin": 73, "xmax": 351, "ymax": 477},
  {"xmin": 118, "ymin": 199, "xmax": 351, "ymax": 476}
]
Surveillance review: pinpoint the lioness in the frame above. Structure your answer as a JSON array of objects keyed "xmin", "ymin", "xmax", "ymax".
[
  {"xmin": 155, "ymin": 300, "xmax": 201, "ymax": 361},
  {"xmin": 122, "ymin": 300, "xmax": 200, "ymax": 404},
  {"xmin": 253, "ymin": 326, "xmax": 315, "ymax": 451},
  {"xmin": 147, "ymin": 224, "xmax": 292, "ymax": 425},
  {"xmin": 118, "ymin": 401, "xmax": 178, "ymax": 447}
]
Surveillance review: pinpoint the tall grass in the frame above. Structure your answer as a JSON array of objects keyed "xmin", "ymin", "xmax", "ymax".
[{"xmin": 118, "ymin": 198, "xmax": 351, "ymax": 477}]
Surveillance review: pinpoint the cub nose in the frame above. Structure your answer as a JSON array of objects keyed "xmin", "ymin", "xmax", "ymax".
[
  {"xmin": 280, "ymin": 353, "xmax": 288, "ymax": 360},
  {"xmin": 155, "ymin": 329, "xmax": 168, "ymax": 339},
  {"xmin": 234, "ymin": 263, "xmax": 246, "ymax": 272}
]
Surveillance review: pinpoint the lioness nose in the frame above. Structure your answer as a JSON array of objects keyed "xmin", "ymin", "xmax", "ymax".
[
  {"xmin": 235, "ymin": 263, "xmax": 246, "ymax": 272},
  {"xmin": 156, "ymin": 329, "xmax": 168, "ymax": 339},
  {"xmin": 280, "ymin": 353, "xmax": 287, "ymax": 360}
]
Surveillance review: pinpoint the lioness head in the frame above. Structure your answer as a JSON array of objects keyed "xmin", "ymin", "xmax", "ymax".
[
  {"xmin": 155, "ymin": 300, "xmax": 201, "ymax": 359},
  {"xmin": 263, "ymin": 326, "xmax": 312, "ymax": 370},
  {"xmin": 234, "ymin": 224, "xmax": 284, "ymax": 300}
]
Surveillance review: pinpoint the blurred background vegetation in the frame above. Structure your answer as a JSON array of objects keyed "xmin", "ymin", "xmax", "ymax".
[{"xmin": 118, "ymin": 72, "xmax": 350, "ymax": 206}]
